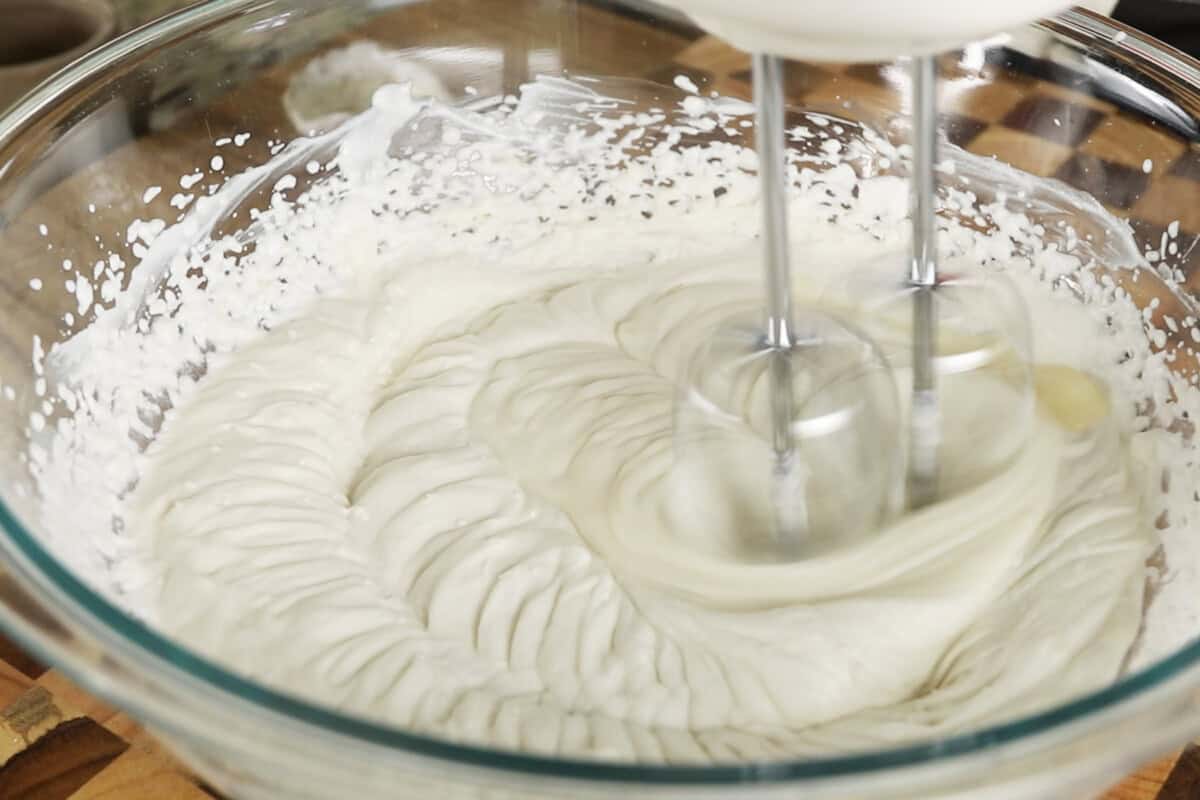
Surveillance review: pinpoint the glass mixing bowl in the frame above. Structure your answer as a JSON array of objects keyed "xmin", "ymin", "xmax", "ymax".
[{"xmin": 0, "ymin": 1, "xmax": 1198, "ymax": 797}]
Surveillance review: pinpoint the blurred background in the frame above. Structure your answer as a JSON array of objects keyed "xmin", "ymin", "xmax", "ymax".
[
  {"xmin": 115, "ymin": 0, "xmax": 1197, "ymax": 56},
  {"xmin": 1114, "ymin": 0, "xmax": 1200, "ymax": 56},
  {"xmin": 0, "ymin": 0, "xmax": 1196, "ymax": 119}
]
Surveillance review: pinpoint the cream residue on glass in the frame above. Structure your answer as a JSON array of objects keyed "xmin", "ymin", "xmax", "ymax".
[{"xmin": 27, "ymin": 75, "xmax": 1200, "ymax": 762}]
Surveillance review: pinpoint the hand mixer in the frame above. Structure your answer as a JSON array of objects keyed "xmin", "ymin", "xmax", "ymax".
[{"xmin": 663, "ymin": 0, "xmax": 1064, "ymax": 554}]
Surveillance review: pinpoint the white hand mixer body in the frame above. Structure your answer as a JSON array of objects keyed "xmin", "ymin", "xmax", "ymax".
[{"xmin": 655, "ymin": 0, "xmax": 1081, "ymax": 60}]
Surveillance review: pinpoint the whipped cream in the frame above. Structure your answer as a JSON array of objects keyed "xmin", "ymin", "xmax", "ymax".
[
  {"xmin": 127, "ymin": 227, "xmax": 1149, "ymax": 759},
  {"xmin": 30, "ymin": 77, "xmax": 1197, "ymax": 763}
]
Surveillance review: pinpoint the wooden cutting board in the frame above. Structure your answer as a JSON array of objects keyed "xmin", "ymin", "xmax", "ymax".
[{"xmin": 0, "ymin": 1, "xmax": 1196, "ymax": 797}]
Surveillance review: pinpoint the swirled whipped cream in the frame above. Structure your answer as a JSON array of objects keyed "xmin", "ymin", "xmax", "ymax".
[{"xmin": 34, "ymin": 77, "xmax": 1198, "ymax": 762}]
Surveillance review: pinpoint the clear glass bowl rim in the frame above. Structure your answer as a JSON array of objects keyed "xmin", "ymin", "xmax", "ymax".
[{"xmin": 0, "ymin": 0, "xmax": 1199, "ymax": 785}]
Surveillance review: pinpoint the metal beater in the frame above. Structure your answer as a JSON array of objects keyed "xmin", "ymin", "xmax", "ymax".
[{"xmin": 752, "ymin": 52, "xmax": 942, "ymax": 520}]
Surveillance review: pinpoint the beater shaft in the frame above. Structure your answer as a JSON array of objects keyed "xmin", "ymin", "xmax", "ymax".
[
  {"xmin": 752, "ymin": 52, "xmax": 805, "ymax": 537},
  {"xmin": 753, "ymin": 53, "xmax": 795, "ymax": 458},
  {"xmin": 908, "ymin": 53, "xmax": 940, "ymax": 508}
]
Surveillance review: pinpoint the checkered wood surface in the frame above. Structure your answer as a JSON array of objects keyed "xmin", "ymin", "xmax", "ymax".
[
  {"xmin": 0, "ymin": 2, "xmax": 1198, "ymax": 797},
  {"xmin": 0, "ymin": 633, "xmax": 216, "ymax": 799}
]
